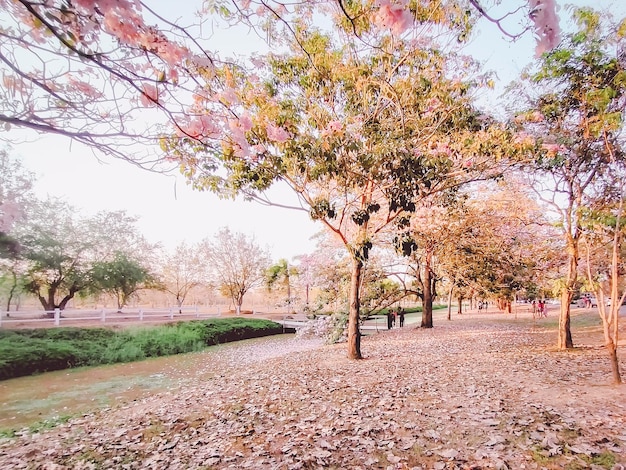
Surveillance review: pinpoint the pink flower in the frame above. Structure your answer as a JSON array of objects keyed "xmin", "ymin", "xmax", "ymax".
[
  {"xmin": 529, "ymin": 0, "xmax": 561, "ymax": 57},
  {"xmin": 373, "ymin": 0, "xmax": 413, "ymax": 36},
  {"xmin": 327, "ymin": 120, "xmax": 343, "ymax": 133},
  {"xmin": 239, "ymin": 113, "xmax": 253, "ymax": 132},
  {"xmin": 180, "ymin": 115, "xmax": 219, "ymax": 139},
  {"xmin": 541, "ymin": 143, "xmax": 564, "ymax": 154},
  {"xmin": 0, "ymin": 200, "xmax": 21, "ymax": 232},
  {"xmin": 266, "ymin": 123, "xmax": 290, "ymax": 143},
  {"xmin": 140, "ymin": 84, "xmax": 158, "ymax": 106},
  {"xmin": 218, "ymin": 88, "xmax": 238, "ymax": 105}
]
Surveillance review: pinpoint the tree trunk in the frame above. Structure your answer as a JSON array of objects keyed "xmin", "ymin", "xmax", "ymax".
[
  {"xmin": 457, "ymin": 295, "xmax": 463, "ymax": 315},
  {"xmin": 420, "ymin": 251, "xmax": 434, "ymax": 328},
  {"xmin": 606, "ymin": 341, "xmax": 622, "ymax": 384},
  {"xmin": 558, "ymin": 235, "xmax": 577, "ymax": 349},
  {"xmin": 347, "ymin": 256, "xmax": 363, "ymax": 359},
  {"xmin": 6, "ymin": 270, "xmax": 17, "ymax": 312},
  {"xmin": 446, "ymin": 284, "xmax": 453, "ymax": 321},
  {"xmin": 558, "ymin": 289, "xmax": 574, "ymax": 349}
]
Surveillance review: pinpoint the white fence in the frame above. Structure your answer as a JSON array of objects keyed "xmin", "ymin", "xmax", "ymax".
[{"xmin": 0, "ymin": 306, "xmax": 225, "ymax": 328}]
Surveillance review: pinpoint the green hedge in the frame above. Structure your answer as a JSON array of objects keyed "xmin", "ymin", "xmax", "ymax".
[{"xmin": 0, "ymin": 318, "xmax": 282, "ymax": 381}]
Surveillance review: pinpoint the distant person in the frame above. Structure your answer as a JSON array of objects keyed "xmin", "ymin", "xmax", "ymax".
[
  {"xmin": 399, "ymin": 307, "xmax": 405, "ymax": 327},
  {"xmin": 387, "ymin": 310, "xmax": 393, "ymax": 330}
]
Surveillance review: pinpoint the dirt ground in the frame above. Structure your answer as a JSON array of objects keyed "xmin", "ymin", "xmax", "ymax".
[{"xmin": 0, "ymin": 309, "xmax": 625, "ymax": 469}]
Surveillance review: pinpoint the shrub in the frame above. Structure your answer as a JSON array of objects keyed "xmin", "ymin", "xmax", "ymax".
[{"xmin": 0, "ymin": 318, "xmax": 283, "ymax": 380}]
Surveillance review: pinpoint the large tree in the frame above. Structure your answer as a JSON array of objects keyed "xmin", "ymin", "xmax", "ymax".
[
  {"xmin": 167, "ymin": 19, "xmax": 532, "ymax": 358},
  {"xmin": 511, "ymin": 8, "xmax": 626, "ymax": 349},
  {"xmin": 10, "ymin": 199, "xmax": 151, "ymax": 311},
  {"xmin": 201, "ymin": 227, "xmax": 271, "ymax": 315}
]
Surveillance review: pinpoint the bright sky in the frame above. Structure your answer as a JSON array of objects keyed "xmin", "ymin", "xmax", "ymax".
[{"xmin": 8, "ymin": 0, "xmax": 624, "ymax": 261}]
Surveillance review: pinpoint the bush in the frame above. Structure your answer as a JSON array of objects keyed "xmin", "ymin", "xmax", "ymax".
[{"xmin": 0, "ymin": 318, "xmax": 283, "ymax": 380}]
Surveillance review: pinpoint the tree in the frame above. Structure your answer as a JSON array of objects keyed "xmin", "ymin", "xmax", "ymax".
[
  {"xmin": 266, "ymin": 258, "xmax": 298, "ymax": 312},
  {"xmin": 160, "ymin": 242, "xmax": 208, "ymax": 312},
  {"xmin": 10, "ymin": 198, "xmax": 152, "ymax": 311},
  {"xmin": 511, "ymin": 8, "xmax": 626, "ymax": 349},
  {"xmin": 581, "ymin": 167, "xmax": 625, "ymax": 384},
  {"xmin": 0, "ymin": 149, "xmax": 34, "ymax": 310},
  {"xmin": 201, "ymin": 227, "xmax": 271, "ymax": 315},
  {"xmin": 90, "ymin": 252, "xmax": 155, "ymax": 311},
  {"xmin": 167, "ymin": 14, "xmax": 531, "ymax": 358}
]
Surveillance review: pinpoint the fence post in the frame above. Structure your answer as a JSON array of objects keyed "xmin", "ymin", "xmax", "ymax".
[
  {"xmin": 169, "ymin": 307, "xmax": 174, "ymax": 320},
  {"xmin": 217, "ymin": 306, "xmax": 221, "ymax": 317},
  {"xmin": 101, "ymin": 309, "xmax": 106, "ymax": 323},
  {"xmin": 195, "ymin": 305, "xmax": 199, "ymax": 318},
  {"xmin": 0, "ymin": 311, "xmax": 3, "ymax": 327},
  {"xmin": 54, "ymin": 308, "xmax": 60, "ymax": 326},
  {"xmin": 139, "ymin": 309, "xmax": 144, "ymax": 321}
]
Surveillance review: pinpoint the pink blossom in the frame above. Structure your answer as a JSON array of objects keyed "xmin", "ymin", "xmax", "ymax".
[
  {"xmin": 373, "ymin": 0, "xmax": 413, "ymax": 36},
  {"xmin": 513, "ymin": 132, "xmax": 536, "ymax": 146},
  {"xmin": 229, "ymin": 120, "xmax": 251, "ymax": 155},
  {"xmin": 68, "ymin": 77, "xmax": 102, "ymax": 98},
  {"xmin": 140, "ymin": 84, "xmax": 158, "ymax": 106},
  {"xmin": 266, "ymin": 123, "xmax": 290, "ymax": 143},
  {"xmin": 239, "ymin": 113, "xmax": 253, "ymax": 132},
  {"xmin": 181, "ymin": 115, "xmax": 219, "ymax": 139},
  {"xmin": 529, "ymin": 0, "xmax": 561, "ymax": 57},
  {"xmin": 433, "ymin": 142, "xmax": 451, "ymax": 156},
  {"xmin": 0, "ymin": 200, "xmax": 21, "ymax": 232},
  {"xmin": 541, "ymin": 143, "xmax": 566, "ymax": 154},
  {"xmin": 327, "ymin": 120, "xmax": 343, "ymax": 133},
  {"xmin": 218, "ymin": 88, "xmax": 239, "ymax": 105}
]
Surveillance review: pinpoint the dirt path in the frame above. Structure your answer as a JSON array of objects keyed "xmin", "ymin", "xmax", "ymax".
[{"xmin": 0, "ymin": 313, "xmax": 624, "ymax": 469}]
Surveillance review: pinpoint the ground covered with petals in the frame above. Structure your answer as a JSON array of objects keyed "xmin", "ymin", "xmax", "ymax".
[{"xmin": 0, "ymin": 314, "xmax": 624, "ymax": 469}]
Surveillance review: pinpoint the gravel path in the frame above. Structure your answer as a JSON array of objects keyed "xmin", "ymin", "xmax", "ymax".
[{"xmin": 0, "ymin": 319, "xmax": 624, "ymax": 469}]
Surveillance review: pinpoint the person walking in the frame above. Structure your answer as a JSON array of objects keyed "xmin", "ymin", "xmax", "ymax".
[{"xmin": 398, "ymin": 307, "xmax": 405, "ymax": 327}]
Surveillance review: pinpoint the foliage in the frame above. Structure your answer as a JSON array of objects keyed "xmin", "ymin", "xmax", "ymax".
[
  {"xmin": 168, "ymin": 20, "xmax": 532, "ymax": 357},
  {"xmin": 90, "ymin": 252, "xmax": 156, "ymax": 310},
  {"xmin": 0, "ymin": 318, "xmax": 282, "ymax": 381},
  {"xmin": 511, "ymin": 7, "xmax": 626, "ymax": 349},
  {"xmin": 266, "ymin": 258, "xmax": 299, "ymax": 309},
  {"xmin": 7, "ymin": 199, "xmax": 154, "ymax": 311}
]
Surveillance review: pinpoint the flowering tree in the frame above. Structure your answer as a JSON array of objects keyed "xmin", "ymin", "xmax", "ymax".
[
  {"xmin": 1, "ymin": 0, "xmax": 560, "ymax": 166},
  {"xmin": 166, "ymin": 9, "xmax": 535, "ymax": 358},
  {"xmin": 511, "ymin": 8, "xmax": 626, "ymax": 350}
]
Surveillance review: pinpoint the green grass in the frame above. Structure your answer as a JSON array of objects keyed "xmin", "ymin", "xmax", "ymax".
[{"xmin": 0, "ymin": 318, "xmax": 282, "ymax": 381}]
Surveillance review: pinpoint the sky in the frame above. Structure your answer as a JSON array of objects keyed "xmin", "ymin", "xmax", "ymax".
[{"xmin": 6, "ymin": 0, "xmax": 625, "ymax": 262}]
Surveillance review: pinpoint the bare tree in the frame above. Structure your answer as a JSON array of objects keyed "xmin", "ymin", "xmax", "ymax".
[
  {"xmin": 201, "ymin": 227, "xmax": 271, "ymax": 315},
  {"xmin": 160, "ymin": 242, "xmax": 208, "ymax": 312}
]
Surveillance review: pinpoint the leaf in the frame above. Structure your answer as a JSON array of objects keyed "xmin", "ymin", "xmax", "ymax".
[{"xmin": 485, "ymin": 435, "xmax": 506, "ymax": 446}]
